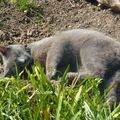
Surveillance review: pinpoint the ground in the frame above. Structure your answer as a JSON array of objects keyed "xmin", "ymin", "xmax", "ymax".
[
  {"xmin": 0, "ymin": 0, "xmax": 120, "ymax": 46},
  {"xmin": 0, "ymin": 0, "xmax": 120, "ymax": 74}
]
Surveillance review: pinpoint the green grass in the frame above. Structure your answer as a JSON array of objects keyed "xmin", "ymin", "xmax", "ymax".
[
  {"xmin": 1, "ymin": 0, "xmax": 34, "ymax": 12},
  {"xmin": 13, "ymin": 0, "xmax": 32, "ymax": 12},
  {"xmin": 0, "ymin": 0, "xmax": 44, "ymax": 22},
  {"xmin": 0, "ymin": 65, "xmax": 120, "ymax": 120}
]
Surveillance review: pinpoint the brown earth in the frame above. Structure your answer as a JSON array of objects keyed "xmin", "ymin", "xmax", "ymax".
[
  {"xmin": 0, "ymin": 0, "xmax": 120, "ymax": 46},
  {"xmin": 0, "ymin": 0, "xmax": 120, "ymax": 75}
]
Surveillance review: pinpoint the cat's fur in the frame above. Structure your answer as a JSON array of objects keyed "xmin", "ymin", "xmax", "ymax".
[
  {"xmin": 0, "ymin": 29, "xmax": 120, "ymax": 106},
  {"xmin": 97, "ymin": 0, "xmax": 120, "ymax": 11}
]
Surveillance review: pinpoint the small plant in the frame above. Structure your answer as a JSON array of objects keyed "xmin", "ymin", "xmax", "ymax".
[
  {"xmin": 0, "ymin": 65, "xmax": 120, "ymax": 119},
  {"xmin": 11, "ymin": 0, "xmax": 33, "ymax": 12},
  {"xmin": 14, "ymin": 0, "xmax": 45, "ymax": 22}
]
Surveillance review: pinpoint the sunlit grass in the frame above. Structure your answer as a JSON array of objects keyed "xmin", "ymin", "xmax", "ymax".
[
  {"xmin": 0, "ymin": 65, "xmax": 120, "ymax": 120},
  {"xmin": 0, "ymin": 0, "xmax": 44, "ymax": 23}
]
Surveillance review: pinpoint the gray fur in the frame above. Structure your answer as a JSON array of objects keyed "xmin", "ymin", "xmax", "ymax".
[
  {"xmin": 0, "ymin": 44, "xmax": 33, "ymax": 77},
  {"xmin": 97, "ymin": 0, "xmax": 120, "ymax": 11},
  {"xmin": 0, "ymin": 29, "xmax": 120, "ymax": 106}
]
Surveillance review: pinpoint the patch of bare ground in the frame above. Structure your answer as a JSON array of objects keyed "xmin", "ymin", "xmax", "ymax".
[{"xmin": 0, "ymin": 0, "xmax": 120, "ymax": 45}]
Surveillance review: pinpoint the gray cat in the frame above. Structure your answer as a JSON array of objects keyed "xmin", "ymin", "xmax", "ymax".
[{"xmin": 0, "ymin": 29, "xmax": 120, "ymax": 106}]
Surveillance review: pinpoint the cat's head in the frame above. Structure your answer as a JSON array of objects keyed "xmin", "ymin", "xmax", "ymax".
[{"xmin": 0, "ymin": 44, "xmax": 33, "ymax": 78}]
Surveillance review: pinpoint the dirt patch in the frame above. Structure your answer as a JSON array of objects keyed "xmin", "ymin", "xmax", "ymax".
[{"xmin": 0, "ymin": 0, "xmax": 120, "ymax": 45}]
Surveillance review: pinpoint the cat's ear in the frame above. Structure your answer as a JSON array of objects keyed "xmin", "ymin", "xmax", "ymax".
[{"xmin": 0, "ymin": 46, "xmax": 10, "ymax": 56}]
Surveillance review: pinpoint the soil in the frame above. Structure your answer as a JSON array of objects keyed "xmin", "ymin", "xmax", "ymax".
[
  {"xmin": 0, "ymin": 0, "xmax": 120, "ymax": 74},
  {"xmin": 0, "ymin": 0, "xmax": 120, "ymax": 46}
]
